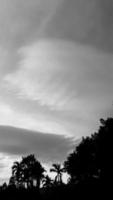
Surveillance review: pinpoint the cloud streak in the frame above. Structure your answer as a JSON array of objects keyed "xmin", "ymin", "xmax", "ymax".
[{"xmin": 0, "ymin": 126, "xmax": 74, "ymax": 162}]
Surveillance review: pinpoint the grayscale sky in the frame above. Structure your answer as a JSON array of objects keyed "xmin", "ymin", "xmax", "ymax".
[{"xmin": 0, "ymin": 0, "xmax": 113, "ymax": 183}]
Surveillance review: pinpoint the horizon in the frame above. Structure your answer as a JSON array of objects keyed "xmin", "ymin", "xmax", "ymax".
[{"xmin": 0, "ymin": 0, "xmax": 113, "ymax": 184}]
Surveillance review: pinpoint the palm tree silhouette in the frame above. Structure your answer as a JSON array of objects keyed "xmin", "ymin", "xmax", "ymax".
[{"xmin": 50, "ymin": 164, "xmax": 65, "ymax": 184}]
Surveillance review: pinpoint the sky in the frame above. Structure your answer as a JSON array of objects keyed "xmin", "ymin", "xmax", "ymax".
[{"xmin": 0, "ymin": 0, "xmax": 113, "ymax": 184}]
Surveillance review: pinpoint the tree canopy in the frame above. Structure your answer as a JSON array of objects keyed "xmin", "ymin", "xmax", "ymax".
[
  {"xmin": 64, "ymin": 118, "xmax": 111, "ymax": 184},
  {"xmin": 10, "ymin": 154, "xmax": 45, "ymax": 189}
]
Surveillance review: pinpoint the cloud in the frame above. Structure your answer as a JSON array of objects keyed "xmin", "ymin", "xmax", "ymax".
[
  {"xmin": 3, "ymin": 40, "xmax": 77, "ymax": 110},
  {"xmin": 42, "ymin": 0, "xmax": 113, "ymax": 52},
  {"xmin": 1, "ymin": 38, "xmax": 113, "ymax": 139},
  {"xmin": 3, "ymin": 40, "xmax": 113, "ymax": 108},
  {"xmin": 0, "ymin": 0, "xmax": 62, "ymax": 79},
  {"xmin": 0, "ymin": 153, "xmax": 17, "ymax": 184},
  {"xmin": 1, "ymin": 0, "xmax": 113, "ymax": 53},
  {"xmin": 0, "ymin": 0, "xmax": 61, "ymax": 48},
  {"xmin": 0, "ymin": 124, "xmax": 75, "ymax": 185},
  {"xmin": 0, "ymin": 126, "xmax": 74, "ymax": 163}
]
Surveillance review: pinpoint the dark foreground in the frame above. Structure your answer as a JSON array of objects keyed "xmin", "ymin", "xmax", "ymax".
[{"xmin": 0, "ymin": 181, "xmax": 110, "ymax": 200}]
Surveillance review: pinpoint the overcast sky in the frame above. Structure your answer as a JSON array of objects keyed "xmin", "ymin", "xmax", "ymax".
[{"xmin": 0, "ymin": 0, "xmax": 113, "ymax": 184}]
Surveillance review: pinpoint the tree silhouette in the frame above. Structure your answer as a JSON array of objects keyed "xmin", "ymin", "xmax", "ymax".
[
  {"xmin": 12, "ymin": 161, "xmax": 23, "ymax": 188},
  {"xmin": 93, "ymin": 118, "xmax": 111, "ymax": 184},
  {"xmin": 1, "ymin": 183, "xmax": 7, "ymax": 191},
  {"xmin": 50, "ymin": 164, "xmax": 65, "ymax": 184},
  {"xmin": 64, "ymin": 118, "xmax": 111, "ymax": 185},
  {"xmin": 1, "ymin": 117, "xmax": 112, "ymax": 198},
  {"xmin": 65, "ymin": 136, "xmax": 98, "ymax": 183},
  {"xmin": 21, "ymin": 154, "xmax": 45, "ymax": 189},
  {"xmin": 11, "ymin": 154, "xmax": 45, "ymax": 189},
  {"xmin": 42, "ymin": 175, "xmax": 53, "ymax": 188}
]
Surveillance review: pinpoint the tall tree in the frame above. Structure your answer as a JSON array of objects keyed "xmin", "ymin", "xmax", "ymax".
[
  {"xmin": 50, "ymin": 164, "xmax": 65, "ymax": 184},
  {"xmin": 11, "ymin": 154, "xmax": 45, "ymax": 189},
  {"xmin": 64, "ymin": 136, "xmax": 98, "ymax": 183},
  {"xmin": 20, "ymin": 154, "xmax": 45, "ymax": 188},
  {"xmin": 64, "ymin": 118, "xmax": 111, "ymax": 184}
]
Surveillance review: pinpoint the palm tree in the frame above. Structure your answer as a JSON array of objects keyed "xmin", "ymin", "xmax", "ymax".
[
  {"xmin": 50, "ymin": 164, "xmax": 65, "ymax": 184},
  {"xmin": 42, "ymin": 175, "xmax": 53, "ymax": 188}
]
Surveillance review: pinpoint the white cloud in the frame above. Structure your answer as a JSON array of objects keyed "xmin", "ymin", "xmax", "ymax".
[
  {"xmin": 0, "ymin": 153, "xmax": 18, "ymax": 184},
  {"xmin": 0, "ymin": 100, "xmax": 69, "ymax": 136},
  {"xmin": 3, "ymin": 40, "xmax": 76, "ymax": 110},
  {"xmin": 1, "ymin": 39, "xmax": 113, "ymax": 139},
  {"xmin": 3, "ymin": 39, "xmax": 113, "ymax": 111}
]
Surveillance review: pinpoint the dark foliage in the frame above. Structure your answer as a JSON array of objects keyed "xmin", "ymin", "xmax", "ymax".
[
  {"xmin": 64, "ymin": 118, "xmax": 111, "ymax": 186},
  {"xmin": 0, "ymin": 118, "xmax": 112, "ymax": 199},
  {"xmin": 10, "ymin": 154, "xmax": 45, "ymax": 189}
]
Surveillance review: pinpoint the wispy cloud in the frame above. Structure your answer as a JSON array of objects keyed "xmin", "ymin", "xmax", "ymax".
[{"xmin": 2, "ymin": 40, "xmax": 113, "ymax": 137}]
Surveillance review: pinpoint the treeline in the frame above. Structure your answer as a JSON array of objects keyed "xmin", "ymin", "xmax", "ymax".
[{"xmin": 0, "ymin": 117, "xmax": 111, "ymax": 199}]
